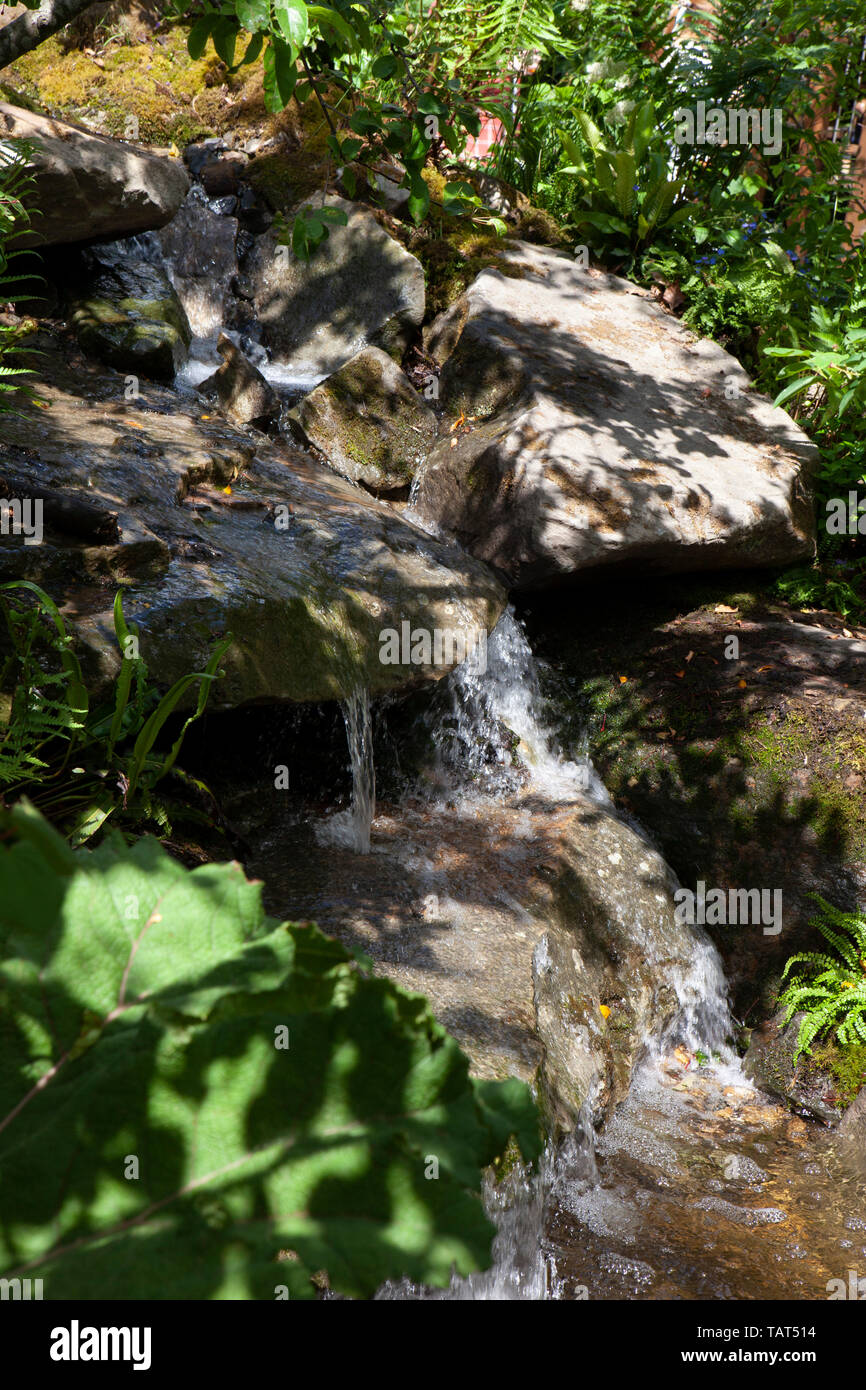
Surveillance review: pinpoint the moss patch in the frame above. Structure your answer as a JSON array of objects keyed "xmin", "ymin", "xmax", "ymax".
[
  {"xmin": 811, "ymin": 1040, "xmax": 866, "ymax": 1105},
  {"xmin": 3, "ymin": 23, "xmax": 267, "ymax": 146}
]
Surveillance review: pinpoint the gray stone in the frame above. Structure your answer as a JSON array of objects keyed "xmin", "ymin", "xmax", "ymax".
[
  {"xmin": 412, "ymin": 241, "xmax": 817, "ymax": 589},
  {"xmin": 0, "ymin": 102, "xmax": 188, "ymax": 247},
  {"xmin": 247, "ymin": 784, "xmax": 721, "ymax": 1135},
  {"xmin": 532, "ymin": 800, "xmax": 719, "ymax": 1133},
  {"xmin": 289, "ymin": 346, "xmax": 437, "ymax": 494},
  {"xmin": 67, "ymin": 239, "xmax": 191, "ymax": 381},
  {"xmin": 198, "ymin": 332, "xmax": 279, "ymax": 429},
  {"xmin": 744, "ymin": 1011, "xmax": 842, "ymax": 1124},
  {"xmin": 837, "ymin": 1085, "xmax": 866, "ymax": 1179},
  {"xmin": 246, "ymin": 196, "xmax": 425, "ymax": 376}
]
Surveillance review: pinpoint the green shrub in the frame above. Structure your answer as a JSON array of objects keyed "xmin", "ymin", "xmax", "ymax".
[
  {"xmin": 0, "ymin": 802, "xmax": 541, "ymax": 1298},
  {"xmin": 0, "ymin": 137, "xmax": 39, "ymax": 415}
]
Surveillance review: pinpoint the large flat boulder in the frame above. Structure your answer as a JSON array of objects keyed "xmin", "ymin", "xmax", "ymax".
[
  {"xmin": 411, "ymin": 241, "xmax": 817, "ymax": 589},
  {"xmin": 246, "ymin": 196, "xmax": 425, "ymax": 376},
  {"xmin": 0, "ymin": 102, "xmax": 189, "ymax": 247},
  {"xmin": 0, "ymin": 342, "xmax": 505, "ymax": 708}
]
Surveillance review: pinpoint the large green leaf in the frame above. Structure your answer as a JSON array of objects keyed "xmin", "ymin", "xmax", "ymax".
[
  {"xmin": 0, "ymin": 809, "xmax": 540, "ymax": 1298},
  {"xmin": 236, "ymin": 0, "xmax": 270, "ymax": 32},
  {"xmin": 263, "ymin": 35, "xmax": 298, "ymax": 112},
  {"xmin": 274, "ymin": 0, "xmax": 309, "ymax": 49}
]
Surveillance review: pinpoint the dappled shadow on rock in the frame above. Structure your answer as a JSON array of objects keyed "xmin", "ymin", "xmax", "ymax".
[{"xmin": 520, "ymin": 573, "xmax": 866, "ymax": 1022}]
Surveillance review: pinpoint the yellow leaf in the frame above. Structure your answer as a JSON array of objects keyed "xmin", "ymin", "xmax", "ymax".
[
  {"xmin": 738, "ymin": 678, "xmax": 747, "ymax": 688},
  {"xmin": 222, "ymin": 485, "xmax": 232, "ymax": 495},
  {"xmin": 599, "ymin": 1004, "xmax": 611, "ymax": 1019},
  {"xmin": 618, "ymin": 675, "xmax": 628, "ymax": 684}
]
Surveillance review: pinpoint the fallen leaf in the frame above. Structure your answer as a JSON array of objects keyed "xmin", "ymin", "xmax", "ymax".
[
  {"xmin": 449, "ymin": 438, "xmax": 457, "ymax": 449},
  {"xmin": 738, "ymin": 678, "xmax": 747, "ymax": 688},
  {"xmin": 714, "ymin": 604, "xmax": 738, "ymax": 613},
  {"xmin": 757, "ymin": 664, "xmax": 772, "ymax": 672},
  {"xmin": 675, "ymin": 670, "xmax": 684, "ymax": 678},
  {"xmin": 599, "ymin": 1004, "xmax": 611, "ymax": 1019},
  {"xmin": 618, "ymin": 675, "xmax": 628, "ymax": 684},
  {"xmin": 222, "ymin": 486, "xmax": 232, "ymax": 495},
  {"xmin": 843, "ymin": 628, "xmax": 853, "ymax": 638},
  {"xmin": 685, "ymin": 650, "xmax": 694, "ymax": 662}
]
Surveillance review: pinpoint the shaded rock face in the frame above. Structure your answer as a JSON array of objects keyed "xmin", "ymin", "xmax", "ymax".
[
  {"xmin": 246, "ymin": 196, "xmax": 425, "ymax": 376},
  {"xmin": 0, "ymin": 102, "xmax": 188, "ymax": 247},
  {"xmin": 289, "ymin": 346, "xmax": 437, "ymax": 494},
  {"xmin": 239, "ymin": 779, "xmax": 721, "ymax": 1135},
  {"xmin": 412, "ymin": 241, "xmax": 817, "ymax": 589},
  {"xmin": 198, "ymin": 332, "xmax": 278, "ymax": 428},
  {"xmin": 0, "ymin": 340, "xmax": 505, "ymax": 709},
  {"xmin": 744, "ymin": 1012, "xmax": 842, "ymax": 1125},
  {"xmin": 521, "ymin": 582, "xmax": 866, "ymax": 1024},
  {"xmin": 67, "ymin": 240, "xmax": 191, "ymax": 381}
]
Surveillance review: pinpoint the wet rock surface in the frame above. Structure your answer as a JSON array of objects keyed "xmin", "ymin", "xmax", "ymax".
[
  {"xmin": 225, "ymin": 780, "xmax": 717, "ymax": 1132},
  {"xmin": 412, "ymin": 241, "xmax": 817, "ymax": 588},
  {"xmin": 66, "ymin": 238, "xmax": 192, "ymax": 380},
  {"xmin": 0, "ymin": 101, "xmax": 188, "ymax": 246},
  {"xmin": 198, "ymin": 332, "xmax": 279, "ymax": 429},
  {"xmin": 744, "ymin": 1011, "xmax": 843, "ymax": 1124},
  {"xmin": 0, "ymin": 338, "xmax": 505, "ymax": 707},
  {"xmin": 547, "ymin": 1059, "xmax": 866, "ymax": 1300}
]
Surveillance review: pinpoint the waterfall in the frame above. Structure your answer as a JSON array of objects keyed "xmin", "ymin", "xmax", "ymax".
[
  {"xmin": 434, "ymin": 606, "xmax": 610, "ymax": 806},
  {"xmin": 314, "ymin": 687, "xmax": 376, "ymax": 855}
]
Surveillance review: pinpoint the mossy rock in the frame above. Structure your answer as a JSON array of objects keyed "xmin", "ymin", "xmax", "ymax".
[
  {"xmin": 289, "ymin": 346, "xmax": 437, "ymax": 494},
  {"xmin": 3, "ymin": 24, "xmax": 263, "ymax": 146},
  {"xmin": 72, "ymin": 295, "xmax": 190, "ymax": 379}
]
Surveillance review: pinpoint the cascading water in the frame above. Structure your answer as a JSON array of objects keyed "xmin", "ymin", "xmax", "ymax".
[
  {"xmin": 417, "ymin": 606, "xmax": 746, "ymax": 1300},
  {"xmin": 314, "ymin": 687, "xmax": 376, "ymax": 855},
  {"xmin": 434, "ymin": 606, "xmax": 610, "ymax": 806}
]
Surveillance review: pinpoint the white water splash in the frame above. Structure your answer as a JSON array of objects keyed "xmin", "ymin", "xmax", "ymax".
[{"xmin": 436, "ymin": 606, "xmax": 610, "ymax": 806}]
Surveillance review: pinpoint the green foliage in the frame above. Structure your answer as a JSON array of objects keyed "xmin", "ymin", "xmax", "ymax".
[
  {"xmin": 557, "ymin": 102, "xmax": 691, "ymax": 264},
  {"xmin": 0, "ymin": 138, "xmax": 39, "ymax": 415},
  {"xmin": 0, "ymin": 804, "xmax": 541, "ymax": 1298},
  {"xmin": 0, "ymin": 583, "xmax": 230, "ymax": 843},
  {"xmin": 779, "ymin": 895, "xmax": 866, "ymax": 1057},
  {"xmin": 764, "ymin": 301, "xmax": 866, "ymax": 424},
  {"xmin": 172, "ymin": 0, "xmax": 527, "ymax": 249}
]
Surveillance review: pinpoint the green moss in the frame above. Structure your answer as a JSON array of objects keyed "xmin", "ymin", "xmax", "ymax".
[
  {"xmin": 3, "ymin": 24, "xmax": 259, "ymax": 145},
  {"xmin": 811, "ymin": 1040, "xmax": 866, "ymax": 1105}
]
